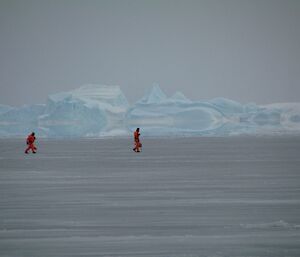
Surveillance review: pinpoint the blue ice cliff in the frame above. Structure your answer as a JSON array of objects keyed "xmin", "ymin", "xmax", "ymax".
[{"xmin": 0, "ymin": 84, "xmax": 300, "ymax": 137}]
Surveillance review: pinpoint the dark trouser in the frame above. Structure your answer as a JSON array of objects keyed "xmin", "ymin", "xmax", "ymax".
[
  {"xmin": 133, "ymin": 140, "xmax": 140, "ymax": 152},
  {"xmin": 25, "ymin": 144, "xmax": 37, "ymax": 153}
]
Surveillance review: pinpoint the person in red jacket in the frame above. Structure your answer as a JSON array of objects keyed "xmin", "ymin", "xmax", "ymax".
[
  {"xmin": 133, "ymin": 128, "xmax": 142, "ymax": 152},
  {"xmin": 25, "ymin": 132, "xmax": 37, "ymax": 154}
]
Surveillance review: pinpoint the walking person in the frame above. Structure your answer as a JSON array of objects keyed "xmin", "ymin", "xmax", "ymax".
[
  {"xmin": 133, "ymin": 128, "xmax": 142, "ymax": 152},
  {"xmin": 25, "ymin": 132, "xmax": 37, "ymax": 154}
]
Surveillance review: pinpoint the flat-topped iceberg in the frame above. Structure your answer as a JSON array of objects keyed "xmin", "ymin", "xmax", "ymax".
[{"xmin": 39, "ymin": 85, "xmax": 129, "ymax": 137}]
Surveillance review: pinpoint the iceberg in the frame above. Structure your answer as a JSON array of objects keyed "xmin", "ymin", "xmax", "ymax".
[
  {"xmin": 127, "ymin": 85, "xmax": 300, "ymax": 136},
  {"xmin": 0, "ymin": 104, "xmax": 13, "ymax": 115},
  {"xmin": 137, "ymin": 83, "xmax": 168, "ymax": 104},
  {"xmin": 0, "ymin": 83, "xmax": 299, "ymax": 137},
  {"xmin": 170, "ymin": 91, "xmax": 192, "ymax": 103},
  {"xmin": 0, "ymin": 85, "xmax": 129, "ymax": 137},
  {"xmin": 39, "ymin": 85, "xmax": 129, "ymax": 137},
  {"xmin": 257, "ymin": 103, "xmax": 300, "ymax": 133},
  {"xmin": 126, "ymin": 85, "xmax": 226, "ymax": 136},
  {"xmin": 0, "ymin": 104, "xmax": 45, "ymax": 137}
]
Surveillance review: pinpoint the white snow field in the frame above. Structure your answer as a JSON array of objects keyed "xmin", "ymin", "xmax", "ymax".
[{"xmin": 0, "ymin": 137, "xmax": 300, "ymax": 257}]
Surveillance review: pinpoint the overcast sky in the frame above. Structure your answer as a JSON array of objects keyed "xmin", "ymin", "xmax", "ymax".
[{"xmin": 0, "ymin": 0, "xmax": 299, "ymax": 106}]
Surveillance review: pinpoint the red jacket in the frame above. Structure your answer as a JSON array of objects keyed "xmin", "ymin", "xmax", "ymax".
[
  {"xmin": 134, "ymin": 131, "xmax": 140, "ymax": 142},
  {"xmin": 27, "ymin": 135, "xmax": 35, "ymax": 145}
]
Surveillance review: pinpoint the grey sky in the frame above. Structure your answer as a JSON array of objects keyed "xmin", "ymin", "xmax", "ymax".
[{"xmin": 0, "ymin": 0, "xmax": 299, "ymax": 106}]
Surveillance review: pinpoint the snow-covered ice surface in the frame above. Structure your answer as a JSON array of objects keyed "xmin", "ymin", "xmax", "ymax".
[{"xmin": 0, "ymin": 137, "xmax": 300, "ymax": 257}]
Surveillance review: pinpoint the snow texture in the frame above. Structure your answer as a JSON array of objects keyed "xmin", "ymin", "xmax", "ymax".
[
  {"xmin": 0, "ymin": 84, "xmax": 300, "ymax": 137},
  {"xmin": 0, "ymin": 137, "xmax": 300, "ymax": 256}
]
